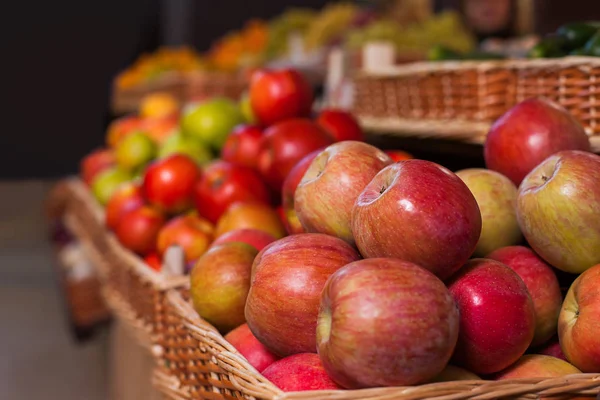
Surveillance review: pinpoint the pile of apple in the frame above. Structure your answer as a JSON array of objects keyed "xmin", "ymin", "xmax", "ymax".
[
  {"xmin": 80, "ymin": 68, "xmax": 411, "ymax": 276},
  {"xmin": 189, "ymin": 97, "xmax": 600, "ymax": 392}
]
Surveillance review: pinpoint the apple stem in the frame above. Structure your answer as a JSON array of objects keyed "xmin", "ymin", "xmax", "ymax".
[{"xmin": 380, "ymin": 186, "xmax": 387, "ymax": 194}]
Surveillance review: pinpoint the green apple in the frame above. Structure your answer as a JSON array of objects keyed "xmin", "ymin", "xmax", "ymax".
[
  {"xmin": 91, "ymin": 167, "xmax": 133, "ymax": 205},
  {"xmin": 158, "ymin": 131, "xmax": 213, "ymax": 166},
  {"xmin": 456, "ymin": 168, "xmax": 522, "ymax": 257},
  {"xmin": 115, "ymin": 131, "xmax": 157, "ymax": 171},
  {"xmin": 181, "ymin": 98, "xmax": 244, "ymax": 150}
]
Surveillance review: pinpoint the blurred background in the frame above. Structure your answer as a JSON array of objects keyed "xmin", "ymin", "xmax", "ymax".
[{"xmin": 1, "ymin": 1, "xmax": 600, "ymax": 399}]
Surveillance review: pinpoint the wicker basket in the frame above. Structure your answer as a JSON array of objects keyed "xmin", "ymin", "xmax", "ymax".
[
  {"xmin": 53, "ymin": 179, "xmax": 188, "ymax": 348},
  {"xmin": 352, "ymin": 56, "xmax": 600, "ymax": 151},
  {"xmin": 153, "ymin": 289, "xmax": 600, "ymax": 400},
  {"xmin": 185, "ymin": 71, "xmax": 248, "ymax": 104}
]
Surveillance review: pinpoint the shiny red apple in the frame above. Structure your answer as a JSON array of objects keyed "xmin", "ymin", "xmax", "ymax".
[
  {"xmin": 142, "ymin": 154, "xmax": 201, "ymax": 214},
  {"xmin": 448, "ymin": 258, "xmax": 536, "ymax": 374},
  {"xmin": 245, "ymin": 233, "xmax": 360, "ymax": 357},
  {"xmin": 157, "ymin": 214, "xmax": 215, "ymax": 263},
  {"xmin": 295, "ymin": 141, "xmax": 392, "ymax": 244},
  {"xmin": 194, "ymin": 161, "xmax": 271, "ymax": 224},
  {"xmin": 261, "ymin": 353, "xmax": 342, "ymax": 392},
  {"xmin": 115, "ymin": 206, "xmax": 166, "ymax": 255},
  {"xmin": 221, "ymin": 124, "xmax": 264, "ymax": 169},
  {"xmin": 224, "ymin": 323, "xmax": 280, "ymax": 373},
  {"xmin": 105, "ymin": 182, "xmax": 145, "ymax": 231},
  {"xmin": 352, "ymin": 160, "xmax": 482, "ymax": 280},
  {"xmin": 317, "ymin": 258, "xmax": 459, "ymax": 388},
  {"xmin": 281, "ymin": 150, "xmax": 320, "ymax": 234},
  {"xmin": 249, "ymin": 69, "xmax": 313, "ymax": 126},
  {"xmin": 316, "ymin": 109, "xmax": 365, "ymax": 142},
  {"xmin": 212, "ymin": 228, "xmax": 276, "ymax": 252},
  {"xmin": 487, "ymin": 246, "xmax": 562, "ymax": 347},
  {"xmin": 257, "ymin": 119, "xmax": 334, "ymax": 192},
  {"xmin": 484, "ymin": 98, "xmax": 591, "ymax": 185}
]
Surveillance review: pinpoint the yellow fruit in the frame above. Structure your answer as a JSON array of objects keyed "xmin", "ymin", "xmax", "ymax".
[{"xmin": 139, "ymin": 92, "xmax": 180, "ymax": 118}]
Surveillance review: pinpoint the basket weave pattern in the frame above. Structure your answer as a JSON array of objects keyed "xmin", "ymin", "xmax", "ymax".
[{"xmin": 353, "ymin": 57, "xmax": 600, "ymax": 142}]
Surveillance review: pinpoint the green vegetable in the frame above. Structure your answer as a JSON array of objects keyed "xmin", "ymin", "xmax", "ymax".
[
  {"xmin": 428, "ymin": 45, "xmax": 463, "ymax": 61},
  {"xmin": 529, "ymin": 36, "xmax": 567, "ymax": 58},
  {"xmin": 557, "ymin": 22, "xmax": 599, "ymax": 49},
  {"xmin": 583, "ymin": 31, "xmax": 600, "ymax": 56}
]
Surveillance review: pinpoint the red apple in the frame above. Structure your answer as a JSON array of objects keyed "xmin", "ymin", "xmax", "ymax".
[
  {"xmin": 190, "ymin": 242, "xmax": 258, "ymax": 333},
  {"xmin": 257, "ymin": 119, "xmax": 334, "ymax": 192},
  {"xmin": 316, "ymin": 109, "xmax": 365, "ymax": 142},
  {"xmin": 215, "ymin": 202, "xmax": 286, "ymax": 239},
  {"xmin": 80, "ymin": 148, "xmax": 116, "ymax": 186},
  {"xmin": 495, "ymin": 354, "xmax": 581, "ymax": 380},
  {"xmin": 212, "ymin": 229, "xmax": 276, "ymax": 252},
  {"xmin": 281, "ymin": 150, "xmax": 320, "ymax": 234},
  {"xmin": 144, "ymin": 252, "xmax": 162, "ymax": 272},
  {"xmin": 448, "ymin": 258, "xmax": 536, "ymax": 374},
  {"xmin": 295, "ymin": 141, "xmax": 392, "ymax": 244},
  {"xmin": 429, "ymin": 365, "xmax": 480, "ymax": 383},
  {"xmin": 261, "ymin": 353, "xmax": 342, "ymax": 392},
  {"xmin": 245, "ymin": 233, "xmax": 360, "ymax": 356},
  {"xmin": 157, "ymin": 214, "xmax": 215, "ymax": 263},
  {"xmin": 484, "ymin": 98, "xmax": 591, "ymax": 186},
  {"xmin": 537, "ymin": 337, "xmax": 568, "ymax": 361},
  {"xmin": 106, "ymin": 115, "xmax": 143, "ymax": 149},
  {"xmin": 558, "ymin": 264, "xmax": 600, "ymax": 372},
  {"xmin": 456, "ymin": 169, "xmax": 523, "ymax": 257},
  {"xmin": 384, "ymin": 150, "xmax": 413, "ymax": 163},
  {"xmin": 142, "ymin": 154, "xmax": 201, "ymax": 214},
  {"xmin": 224, "ymin": 323, "xmax": 280, "ymax": 373},
  {"xmin": 115, "ymin": 206, "xmax": 166, "ymax": 255},
  {"xmin": 193, "ymin": 161, "xmax": 271, "ymax": 224},
  {"xmin": 487, "ymin": 246, "xmax": 562, "ymax": 347},
  {"xmin": 249, "ymin": 69, "xmax": 313, "ymax": 126},
  {"xmin": 317, "ymin": 258, "xmax": 459, "ymax": 388},
  {"xmin": 352, "ymin": 160, "xmax": 482, "ymax": 280},
  {"xmin": 517, "ymin": 150, "xmax": 600, "ymax": 274},
  {"xmin": 221, "ymin": 124, "xmax": 264, "ymax": 169},
  {"xmin": 105, "ymin": 182, "xmax": 145, "ymax": 231}
]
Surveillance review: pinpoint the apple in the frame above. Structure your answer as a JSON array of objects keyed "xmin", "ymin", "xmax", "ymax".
[
  {"xmin": 105, "ymin": 182, "xmax": 145, "ymax": 231},
  {"xmin": 193, "ymin": 161, "xmax": 271, "ymax": 224},
  {"xmin": 80, "ymin": 148, "xmax": 116, "ymax": 186},
  {"xmin": 142, "ymin": 154, "xmax": 201, "ymax": 214},
  {"xmin": 384, "ymin": 150, "xmax": 413, "ymax": 163},
  {"xmin": 249, "ymin": 69, "xmax": 313, "ymax": 126},
  {"xmin": 106, "ymin": 115, "xmax": 143, "ymax": 149},
  {"xmin": 487, "ymin": 246, "xmax": 562, "ymax": 347},
  {"xmin": 245, "ymin": 233, "xmax": 360, "ymax": 356},
  {"xmin": 517, "ymin": 150, "xmax": 600, "ymax": 274},
  {"xmin": 157, "ymin": 214, "xmax": 215, "ymax": 263},
  {"xmin": 190, "ymin": 242, "xmax": 258, "ymax": 333},
  {"xmin": 317, "ymin": 258, "xmax": 459, "ymax": 388},
  {"xmin": 484, "ymin": 98, "xmax": 591, "ymax": 185},
  {"xmin": 215, "ymin": 202, "xmax": 286, "ymax": 239},
  {"xmin": 212, "ymin": 229, "xmax": 276, "ymax": 252},
  {"xmin": 91, "ymin": 167, "xmax": 133, "ymax": 205},
  {"xmin": 144, "ymin": 252, "xmax": 162, "ymax": 272},
  {"xmin": 257, "ymin": 119, "xmax": 334, "ymax": 192},
  {"xmin": 139, "ymin": 92, "xmax": 180, "ymax": 119},
  {"xmin": 239, "ymin": 91, "xmax": 257, "ymax": 124},
  {"xmin": 448, "ymin": 258, "xmax": 536, "ymax": 374},
  {"xmin": 429, "ymin": 365, "xmax": 480, "ymax": 383},
  {"xmin": 224, "ymin": 323, "xmax": 280, "ymax": 372},
  {"xmin": 495, "ymin": 354, "xmax": 581, "ymax": 380},
  {"xmin": 558, "ymin": 264, "xmax": 600, "ymax": 372},
  {"xmin": 158, "ymin": 132, "xmax": 213, "ymax": 166},
  {"xmin": 221, "ymin": 125, "xmax": 264, "ymax": 169},
  {"xmin": 316, "ymin": 109, "xmax": 365, "ymax": 142},
  {"xmin": 281, "ymin": 150, "xmax": 320, "ymax": 235},
  {"xmin": 456, "ymin": 169, "xmax": 522, "ymax": 256},
  {"xmin": 181, "ymin": 97, "xmax": 244, "ymax": 150},
  {"xmin": 140, "ymin": 114, "xmax": 179, "ymax": 146},
  {"xmin": 537, "ymin": 337, "xmax": 568, "ymax": 361},
  {"xmin": 295, "ymin": 141, "xmax": 392, "ymax": 244},
  {"xmin": 262, "ymin": 353, "xmax": 342, "ymax": 392},
  {"xmin": 115, "ymin": 206, "xmax": 166, "ymax": 255},
  {"xmin": 352, "ymin": 160, "xmax": 482, "ymax": 280},
  {"xmin": 115, "ymin": 131, "xmax": 157, "ymax": 171}
]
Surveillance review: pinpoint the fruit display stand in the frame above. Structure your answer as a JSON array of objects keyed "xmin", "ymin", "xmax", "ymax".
[
  {"xmin": 150, "ymin": 288, "xmax": 600, "ymax": 400},
  {"xmin": 351, "ymin": 49, "xmax": 600, "ymax": 152}
]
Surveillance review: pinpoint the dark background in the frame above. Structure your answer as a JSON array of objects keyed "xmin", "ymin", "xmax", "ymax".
[{"xmin": 1, "ymin": 0, "xmax": 599, "ymax": 179}]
